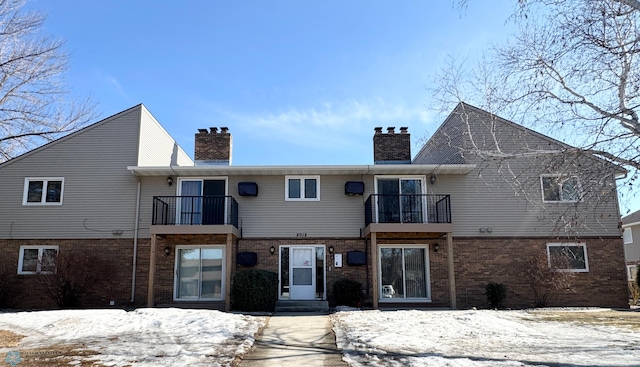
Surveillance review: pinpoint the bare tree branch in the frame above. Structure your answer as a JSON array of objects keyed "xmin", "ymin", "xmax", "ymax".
[{"xmin": 0, "ymin": 0, "xmax": 97, "ymax": 162}]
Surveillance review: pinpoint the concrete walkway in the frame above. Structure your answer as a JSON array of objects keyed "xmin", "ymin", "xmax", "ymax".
[{"xmin": 238, "ymin": 313, "xmax": 348, "ymax": 367}]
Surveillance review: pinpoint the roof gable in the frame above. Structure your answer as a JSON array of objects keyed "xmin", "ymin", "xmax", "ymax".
[
  {"xmin": 0, "ymin": 104, "xmax": 144, "ymax": 169},
  {"xmin": 415, "ymin": 102, "xmax": 625, "ymax": 174},
  {"xmin": 622, "ymin": 210, "xmax": 640, "ymax": 226}
]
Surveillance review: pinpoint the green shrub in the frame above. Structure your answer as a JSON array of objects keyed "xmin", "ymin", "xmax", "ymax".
[
  {"xmin": 231, "ymin": 269, "xmax": 278, "ymax": 312},
  {"xmin": 485, "ymin": 282, "xmax": 507, "ymax": 308},
  {"xmin": 332, "ymin": 279, "xmax": 363, "ymax": 307}
]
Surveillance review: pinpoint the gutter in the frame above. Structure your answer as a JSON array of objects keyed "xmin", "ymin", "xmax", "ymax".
[{"xmin": 131, "ymin": 179, "xmax": 141, "ymax": 303}]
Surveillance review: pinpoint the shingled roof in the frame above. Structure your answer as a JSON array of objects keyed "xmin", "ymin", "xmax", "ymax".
[{"xmin": 622, "ymin": 210, "xmax": 640, "ymax": 226}]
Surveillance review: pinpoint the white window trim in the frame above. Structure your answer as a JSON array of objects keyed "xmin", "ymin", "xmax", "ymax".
[
  {"xmin": 176, "ymin": 177, "xmax": 229, "ymax": 225},
  {"xmin": 546, "ymin": 242, "xmax": 589, "ymax": 272},
  {"xmin": 627, "ymin": 264, "xmax": 638, "ymax": 281},
  {"xmin": 373, "ymin": 175, "xmax": 427, "ymax": 224},
  {"xmin": 17, "ymin": 245, "xmax": 59, "ymax": 275},
  {"xmin": 173, "ymin": 245, "xmax": 226, "ymax": 301},
  {"xmin": 378, "ymin": 244, "xmax": 432, "ymax": 302},
  {"xmin": 285, "ymin": 175, "xmax": 320, "ymax": 201},
  {"xmin": 623, "ymin": 228, "xmax": 633, "ymax": 245},
  {"xmin": 540, "ymin": 175, "xmax": 581, "ymax": 203},
  {"xmin": 176, "ymin": 177, "xmax": 229, "ymax": 196},
  {"xmin": 373, "ymin": 175, "xmax": 427, "ymax": 195},
  {"xmin": 22, "ymin": 177, "xmax": 65, "ymax": 206}
]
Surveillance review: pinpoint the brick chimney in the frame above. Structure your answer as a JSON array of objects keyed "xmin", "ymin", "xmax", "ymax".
[
  {"xmin": 194, "ymin": 127, "xmax": 232, "ymax": 166},
  {"xmin": 373, "ymin": 126, "xmax": 411, "ymax": 164}
]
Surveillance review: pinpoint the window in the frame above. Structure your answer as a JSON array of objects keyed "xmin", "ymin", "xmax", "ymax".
[
  {"xmin": 376, "ymin": 177, "xmax": 425, "ymax": 223},
  {"xmin": 175, "ymin": 246, "xmax": 225, "ymax": 300},
  {"xmin": 18, "ymin": 246, "xmax": 58, "ymax": 274},
  {"xmin": 379, "ymin": 246, "xmax": 431, "ymax": 301},
  {"xmin": 177, "ymin": 178, "xmax": 227, "ymax": 225},
  {"xmin": 623, "ymin": 228, "xmax": 633, "ymax": 244},
  {"xmin": 285, "ymin": 176, "xmax": 320, "ymax": 201},
  {"xmin": 547, "ymin": 243, "xmax": 589, "ymax": 272},
  {"xmin": 627, "ymin": 265, "xmax": 638, "ymax": 281},
  {"xmin": 23, "ymin": 178, "xmax": 64, "ymax": 205},
  {"xmin": 541, "ymin": 175, "xmax": 580, "ymax": 202}
]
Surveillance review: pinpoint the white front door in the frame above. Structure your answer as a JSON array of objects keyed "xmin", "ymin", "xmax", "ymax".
[{"xmin": 289, "ymin": 247, "xmax": 316, "ymax": 300}]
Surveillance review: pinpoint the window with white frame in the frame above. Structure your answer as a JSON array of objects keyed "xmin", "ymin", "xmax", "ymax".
[
  {"xmin": 379, "ymin": 245, "xmax": 431, "ymax": 300},
  {"xmin": 540, "ymin": 175, "xmax": 580, "ymax": 202},
  {"xmin": 627, "ymin": 264, "xmax": 638, "ymax": 281},
  {"xmin": 285, "ymin": 176, "xmax": 320, "ymax": 201},
  {"xmin": 23, "ymin": 178, "xmax": 64, "ymax": 205},
  {"xmin": 174, "ymin": 246, "xmax": 225, "ymax": 300},
  {"xmin": 18, "ymin": 246, "xmax": 58, "ymax": 274},
  {"xmin": 375, "ymin": 176, "xmax": 425, "ymax": 223},
  {"xmin": 547, "ymin": 243, "xmax": 589, "ymax": 272},
  {"xmin": 623, "ymin": 228, "xmax": 633, "ymax": 244}
]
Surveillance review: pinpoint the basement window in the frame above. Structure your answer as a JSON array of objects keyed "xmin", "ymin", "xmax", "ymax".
[
  {"xmin": 547, "ymin": 243, "xmax": 589, "ymax": 272},
  {"xmin": 18, "ymin": 246, "xmax": 58, "ymax": 274}
]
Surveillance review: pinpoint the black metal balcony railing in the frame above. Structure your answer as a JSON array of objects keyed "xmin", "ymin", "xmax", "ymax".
[
  {"xmin": 152, "ymin": 196, "xmax": 239, "ymax": 227},
  {"xmin": 365, "ymin": 194, "xmax": 451, "ymax": 226}
]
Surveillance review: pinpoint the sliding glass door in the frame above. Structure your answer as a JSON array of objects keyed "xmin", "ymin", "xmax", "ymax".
[
  {"xmin": 379, "ymin": 246, "xmax": 430, "ymax": 300},
  {"xmin": 175, "ymin": 246, "xmax": 224, "ymax": 300},
  {"xmin": 178, "ymin": 179, "xmax": 226, "ymax": 225},
  {"xmin": 376, "ymin": 178, "xmax": 424, "ymax": 223}
]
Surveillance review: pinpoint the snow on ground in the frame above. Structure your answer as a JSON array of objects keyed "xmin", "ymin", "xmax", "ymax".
[
  {"xmin": 331, "ymin": 309, "xmax": 640, "ymax": 367},
  {"xmin": 0, "ymin": 308, "xmax": 266, "ymax": 366}
]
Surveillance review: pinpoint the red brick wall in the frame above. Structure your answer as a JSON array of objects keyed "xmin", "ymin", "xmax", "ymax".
[
  {"xmin": 233, "ymin": 238, "xmax": 369, "ymax": 306},
  {"xmin": 451, "ymin": 237, "xmax": 629, "ymax": 309},
  {"xmin": 194, "ymin": 128, "xmax": 231, "ymax": 162},
  {"xmin": 373, "ymin": 127, "xmax": 411, "ymax": 163},
  {"xmin": 3, "ymin": 234, "xmax": 626, "ymax": 310},
  {"xmin": 0, "ymin": 239, "xmax": 149, "ymax": 309}
]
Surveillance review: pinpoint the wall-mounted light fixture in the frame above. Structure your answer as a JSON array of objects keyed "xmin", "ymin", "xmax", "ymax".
[
  {"xmin": 167, "ymin": 176, "xmax": 174, "ymax": 186},
  {"xmin": 164, "ymin": 246, "xmax": 171, "ymax": 256},
  {"xmin": 328, "ymin": 245, "xmax": 334, "ymax": 254},
  {"xmin": 430, "ymin": 175, "xmax": 437, "ymax": 184},
  {"xmin": 433, "ymin": 243, "xmax": 439, "ymax": 253},
  {"xmin": 270, "ymin": 246, "xmax": 276, "ymax": 255}
]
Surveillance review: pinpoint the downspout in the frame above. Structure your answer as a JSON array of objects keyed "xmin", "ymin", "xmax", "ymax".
[{"xmin": 131, "ymin": 179, "xmax": 141, "ymax": 303}]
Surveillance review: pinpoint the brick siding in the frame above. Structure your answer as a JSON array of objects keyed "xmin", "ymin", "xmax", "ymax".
[
  {"xmin": 373, "ymin": 127, "xmax": 411, "ymax": 163},
  {"xmin": 0, "ymin": 239, "xmax": 151, "ymax": 309},
  {"xmin": 194, "ymin": 127, "xmax": 231, "ymax": 162},
  {"xmin": 451, "ymin": 236, "xmax": 628, "ymax": 309},
  {"xmin": 1, "ymin": 234, "xmax": 628, "ymax": 310}
]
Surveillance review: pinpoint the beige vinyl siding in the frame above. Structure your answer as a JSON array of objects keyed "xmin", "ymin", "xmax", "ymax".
[
  {"xmin": 137, "ymin": 106, "xmax": 193, "ymax": 166},
  {"xmin": 229, "ymin": 175, "xmax": 371, "ymax": 238},
  {"xmin": 624, "ymin": 225, "xmax": 640, "ymax": 262},
  {"xmin": 417, "ymin": 103, "xmax": 621, "ymax": 237},
  {"xmin": 137, "ymin": 176, "xmax": 178, "ymax": 238},
  {"xmin": 0, "ymin": 107, "xmax": 143, "ymax": 239}
]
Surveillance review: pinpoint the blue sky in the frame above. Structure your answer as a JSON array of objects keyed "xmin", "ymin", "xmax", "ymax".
[{"xmin": 28, "ymin": 0, "xmax": 515, "ymax": 165}]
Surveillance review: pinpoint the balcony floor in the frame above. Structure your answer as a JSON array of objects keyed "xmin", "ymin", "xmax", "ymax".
[
  {"xmin": 150, "ymin": 224, "xmax": 241, "ymax": 237},
  {"xmin": 363, "ymin": 222, "xmax": 453, "ymax": 238}
]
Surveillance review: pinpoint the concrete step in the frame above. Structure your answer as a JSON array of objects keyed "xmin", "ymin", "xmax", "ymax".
[{"xmin": 275, "ymin": 300, "xmax": 329, "ymax": 313}]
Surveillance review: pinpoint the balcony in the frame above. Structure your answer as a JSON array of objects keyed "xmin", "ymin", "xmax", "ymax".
[
  {"xmin": 363, "ymin": 194, "xmax": 452, "ymax": 236},
  {"xmin": 150, "ymin": 196, "xmax": 240, "ymax": 236}
]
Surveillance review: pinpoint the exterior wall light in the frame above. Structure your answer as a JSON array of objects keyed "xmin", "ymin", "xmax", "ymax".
[
  {"xmin": 433, "ymin": 243, "xmax": 439, "ymax": 253},
  {"xmin": 270, "ymin": 246, "xmax": 276, "ymax": 255},
  {"xmin": 167, "ymin": 176, "xmax": 174, "ymax": 186},
  {"xmin": 328, "ymin": 245, "xmax": 334, "ymax": 254},
  {"xmin": 164, "ymin": 246, "xmax": 171, "ymax": 256}
]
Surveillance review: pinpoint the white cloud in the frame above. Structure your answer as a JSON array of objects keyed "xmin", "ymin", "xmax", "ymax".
[
  {"xmin": 218, "ymin": 99, "xmax": 435, "ymax": 150},
  {"xmin": 95, "ymin": 70, "xmax": 131, "ymax": 101}
]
